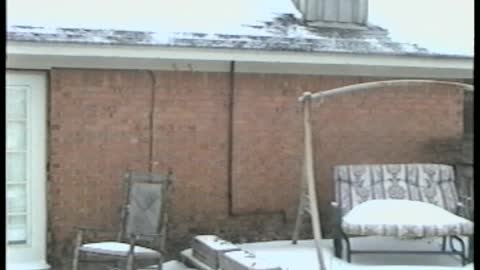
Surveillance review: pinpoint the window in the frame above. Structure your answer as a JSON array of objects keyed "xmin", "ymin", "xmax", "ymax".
[
  {"xmin": 7, "ymin": 85, "xmax": 30, "ymax": 245},
  {"xmin": 6, "ymin": 71, "xmax": 49, "ymax": 270}
]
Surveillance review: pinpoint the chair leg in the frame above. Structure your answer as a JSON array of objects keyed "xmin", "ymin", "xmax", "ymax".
[
  {"xmin": 126, "ymin": 254, "xmax": 134, "ymax": 270},
  {"xmin": 156, "ymin": 254, "xmax": 164, "ymax": 270},
  {"xmin": 467, "ymin": 236, "xmax": 473, "ymax": 263},
  {"xmin": 333, "ymin": 237, "xmax": 343, "ymax": 259},
  {"xmin": 114, "ymin": 258, "xmax": 122, "ymax": 270},
  {"xmin": 126, "ymin": 236, "xmax": 136, "ymax": 270},
  {"xmin": 72, "ymin": 230, "xmax": 83, "ymax": 270},
  {"xmin": 449, "ymin": 236, "xmax": 466, "ymax": 266},
  {"xmin": 441, "ymin": 236, "xmax": 447, "ymax": 251},
  {"xmin": 341, "ymin": 231, "xmax": 351, "ymax": 263},
  {"xmin": 291, "ymin": 211, "xmax": 303, "ymax": 245},
  {"xmin": 72, "ymin": 249, "xmax": 80, "ymax": 270},
  {"xmin": 345, "ymin": 238, "xmax": 351, "ymax": 263},
  {"xmin": 331, "ymin": 202, "xmax": 344, "ymax": 259}
]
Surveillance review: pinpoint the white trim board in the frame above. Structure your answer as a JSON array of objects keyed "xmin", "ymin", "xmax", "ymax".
[
  {"xmin": 6, "ymin": 71, "xmax": 50, "ymax": 270},
  {"xmin": 7, "ymin": 41, "xmax": 473, "ymax": 79}
]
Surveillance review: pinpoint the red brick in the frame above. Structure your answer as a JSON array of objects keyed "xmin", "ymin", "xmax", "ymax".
[{"xmin": 48, "ymin": 69, "xmax": 467, "ymax": 269}]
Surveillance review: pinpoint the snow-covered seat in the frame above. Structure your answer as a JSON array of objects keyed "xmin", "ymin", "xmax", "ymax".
[
  {"xmin": 342, "ymin": 199, "xmax": 473, "ymax": 238},
  {"xmin": 72, "ymin": 171, "xmax": 173, "ymax": 270},
  {"xmin": 331, "ymin": 164, "xmax": 473, "ymax": 265},
  {"xmin": 79, "ymin": 242, "xmax": 161, "ymax": 258}
]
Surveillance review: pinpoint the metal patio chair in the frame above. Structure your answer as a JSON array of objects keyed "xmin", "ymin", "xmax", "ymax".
[
  {"xmin": 331, "ymin": 164, "xmax": 473, "ymax": 265},
  {"xmin": 72, "ymin": 171, "xmax": 173, "ymax": 270}
]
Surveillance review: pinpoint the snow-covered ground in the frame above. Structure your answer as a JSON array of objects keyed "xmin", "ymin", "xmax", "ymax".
[
  {"xmin": 180, "ymin": 237, "xmax": 473, "ymax": 270},
  {"xmin": 156, "ymin": 260, "xmax": 196, "ymax": 270}
]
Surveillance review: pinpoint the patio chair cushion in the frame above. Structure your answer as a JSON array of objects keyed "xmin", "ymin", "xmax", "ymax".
[
  {"xmin": 334, "ymin": 164, "xmax": 460, "ymax": 216},
  {"xmin": 79, "ymin": 241, "xmax": 160, "ymax": 258},
  {"xmin": 342, "ymin": 199, "xmax": 474, "ymax": 238}
]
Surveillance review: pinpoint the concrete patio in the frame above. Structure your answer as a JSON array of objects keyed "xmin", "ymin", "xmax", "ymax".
[{"xmin": 179, "ymin": 236, "xmax": 473, "ymax": 270}]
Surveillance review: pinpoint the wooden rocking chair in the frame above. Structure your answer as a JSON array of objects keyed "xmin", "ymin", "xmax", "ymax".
[{"xmin": 72, "ymin": 171, "xmax": 173, "ymax": 270}]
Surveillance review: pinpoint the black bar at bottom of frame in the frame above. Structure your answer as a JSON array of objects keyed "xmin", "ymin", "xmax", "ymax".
[{"xmin": 350, "ymin": 250, "xmax": 463, "ymax": 255}]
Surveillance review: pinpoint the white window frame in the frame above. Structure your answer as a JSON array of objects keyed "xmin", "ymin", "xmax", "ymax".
[{"xmin": 6, "ymin": 70, "xmax": 50, "ymax": 270}]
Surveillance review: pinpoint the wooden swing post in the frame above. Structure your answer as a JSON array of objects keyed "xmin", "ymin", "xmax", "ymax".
[{"xmin": 293, "ymin": 92, "xmax": 327, "ymax": 270}]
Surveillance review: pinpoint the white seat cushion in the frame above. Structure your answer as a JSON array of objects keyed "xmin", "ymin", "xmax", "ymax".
[
  {"xmin": 79, "ymin": 241, "xmax": 160, "ymax": 258},
  {"xmin": 342, "ymin": 199, "xmax": 473, "ymax": 238}
]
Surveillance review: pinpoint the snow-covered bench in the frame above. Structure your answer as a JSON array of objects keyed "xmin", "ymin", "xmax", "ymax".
[{"xmin": 331, "ymin": 163, "xmax": 473, "ymax": 265}]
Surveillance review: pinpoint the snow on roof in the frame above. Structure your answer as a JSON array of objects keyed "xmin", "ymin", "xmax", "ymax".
[{"xmin": 6, "ymin": 0, "xmax": 473, "ymax": 58}]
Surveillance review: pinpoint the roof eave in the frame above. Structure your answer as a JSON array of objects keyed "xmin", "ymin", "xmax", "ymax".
[{"xmin": 6, "ymin": 40, "xmax": 474, "ymax": 79}]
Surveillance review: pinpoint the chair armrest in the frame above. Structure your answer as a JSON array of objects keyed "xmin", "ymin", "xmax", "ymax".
[
  {"xmin": 74, "ymin": 226, "xmax": 120, "ymax": 240},
  {"xmin": 74, "ymin": 226, "xmax": 117, "ymax": 234},
  {"xmin": 455, "ymin": 201, "xmax": 472, "ymax": 219},
  {"xmin": 131, "ymin": 233, "xmax": 164, "ymax": 239},
  {"xmin": 331, "ymin": 201, "xmax": 341, "ymax": 215},
  {"xmin": 125, "ymin": 234, "xmax": 164, "ymax": 250},
  {"xmin": 330, "ymin": 201, "xmax": 343, "ymax": 235},
  {"xmin": 456, "ymin": 202, "xmax": 465, "ymax": 214},
  {"xmin": 130, "ymin": 233, "xmax": 165, "ymax": 244},
  {"xmin": 72, "ymin": 228, "xmax": 118, "ymax": 250},
  {"xmin": 128, "ymin": 233, "xmax": 166, "ymax": 253},
  {"xmin": 459, "ymin": 195, "xmax": 473, "ymax": 203}
]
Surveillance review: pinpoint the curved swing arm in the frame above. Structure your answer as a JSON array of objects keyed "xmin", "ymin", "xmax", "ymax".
[
  {"xmin": 298, "ymin": 80, "xmax": 473, "ymax": 103},
  {"xmin": 293, "ymin": 80, "xmax": 473, "ymax": 269}
]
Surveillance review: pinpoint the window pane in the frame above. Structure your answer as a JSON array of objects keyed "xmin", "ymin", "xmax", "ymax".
[
  {"xmin": 6, "ymin": 153, "xmax": 27, "ymax": 182},
  {"xmin": 7, "ymin": 87, "xmax": 27, "ymax": 119},
  {"xmin": 7, "ymin": 122, "xmax": 27, "ymax": 150},
  {"xmin": 7, "ymin": 215, "xmax": 27, "ymax": 244},
  {"xmin": 7, "ymin": 184, "xmax": 27, "ymax": 213}
]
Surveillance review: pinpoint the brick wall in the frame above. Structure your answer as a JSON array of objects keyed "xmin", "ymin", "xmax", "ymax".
[
  {"xmin": 48, "ymin": 70, "xmax": 154, "ymax": 268},
  {"xmin": 150, "ymin": 71, "xmax": 231, "ymax": 241},
  {"xmin": 48, "ymin": 69, "xmax": 466, "ymax": 269}
]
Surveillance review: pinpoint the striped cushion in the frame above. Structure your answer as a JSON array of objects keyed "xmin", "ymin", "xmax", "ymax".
[
  {"xmin": 334, "ymin": 164, "xmax": 459, "ymax": 216},
  {"xmin": 342, "ymin": 200, "xmax": 474, "ymax": 237}
]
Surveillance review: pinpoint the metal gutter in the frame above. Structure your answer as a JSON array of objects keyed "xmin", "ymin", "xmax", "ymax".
[{"xmin": 6, "ymin": 41, "xmax": 473, "ymax": 79}]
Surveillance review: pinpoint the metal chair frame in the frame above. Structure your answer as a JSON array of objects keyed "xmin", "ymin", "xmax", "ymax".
[{"xmin": 331, "ymin": 202, "xmax": 471, "ymax": 265}]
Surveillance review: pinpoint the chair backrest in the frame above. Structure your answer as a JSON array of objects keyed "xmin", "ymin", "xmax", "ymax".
[
  {"xmin": 120, "ymin": 171, "xmax": 172, "ymax": 240},
  {"xmin": 333, "ymin": 164, "xmax": 459, "ymax": 216}
]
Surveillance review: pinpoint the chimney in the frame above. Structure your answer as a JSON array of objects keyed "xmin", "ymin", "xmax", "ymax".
[{"xmin": 292, "ymin": 0, "xmax": 368, "ymax": 28}]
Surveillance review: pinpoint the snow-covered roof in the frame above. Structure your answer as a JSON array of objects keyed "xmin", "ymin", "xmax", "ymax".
[{"xmin": 6, "ymin": 0, "xmax": 473, "ymax": 58}]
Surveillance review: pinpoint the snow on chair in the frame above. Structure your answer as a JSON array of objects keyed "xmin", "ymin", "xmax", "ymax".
[
  {"xmin": 72, "ymin": 171, "xmax": 173, "ymax": 270},
  {"xmin": 332, "ymin": 163, "xmax": 473, "ymax": 265}
]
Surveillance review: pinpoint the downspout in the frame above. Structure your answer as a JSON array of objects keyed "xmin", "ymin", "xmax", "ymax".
[
  {"xmin": 147, "ymin": 70, "xmax": 157, "ymax": 173},
  {"xmin": 226, "ymin": 61, "xmax": 235, "ymax": 215},
  {"xmin": 226, "ymin": 61, "xmax": 286, "ymax": 222}
]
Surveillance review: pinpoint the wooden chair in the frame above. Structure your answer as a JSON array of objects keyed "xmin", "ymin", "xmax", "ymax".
[{"xmin": 72, "ymin": 171, "xmax": 173, "ymax": 270}]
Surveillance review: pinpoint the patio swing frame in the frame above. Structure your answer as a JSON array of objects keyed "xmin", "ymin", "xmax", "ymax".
[{"xmin": 291, "ymin": 80, "xmax": 474, "ymax": 269}]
